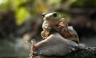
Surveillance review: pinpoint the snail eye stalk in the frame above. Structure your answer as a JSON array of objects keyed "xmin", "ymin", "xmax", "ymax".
[{"xmin": 42, "ymin": 13, "xmax": 46, "ymax": 17}]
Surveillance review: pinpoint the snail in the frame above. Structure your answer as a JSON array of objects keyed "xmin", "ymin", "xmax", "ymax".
[
  {"xmin": 30, "ymin": 32, "xmax": 79, "ymax": 56},
  {"xmin": 28, "ymin": 12, "xmax": 86, "ymax": 56}
]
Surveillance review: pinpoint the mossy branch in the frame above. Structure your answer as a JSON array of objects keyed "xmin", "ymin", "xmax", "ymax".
[{"xmin": 29, "ymin": 47, "xmax": 96, "ymax": 58}]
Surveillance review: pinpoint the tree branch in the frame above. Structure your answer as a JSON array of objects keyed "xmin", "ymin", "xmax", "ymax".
[{"xmin": 30, "ymin": 47, "xmax": 96, "ymax": 58}]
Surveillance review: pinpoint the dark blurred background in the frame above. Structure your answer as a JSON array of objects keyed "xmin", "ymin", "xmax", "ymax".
[{"xmin": 0, "ymin": 0, "xmax": 96, "ymax": 58}]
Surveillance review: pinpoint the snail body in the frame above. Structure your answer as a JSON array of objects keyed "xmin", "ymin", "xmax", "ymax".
[{"xmin": 32, "ymin": 33, "xmax": 79, "ymax": 56}]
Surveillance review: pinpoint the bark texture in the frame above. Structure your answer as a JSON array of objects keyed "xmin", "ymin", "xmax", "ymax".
[{"xmin": 30, "ymin": 47, "xmax": 96, "ymax": 58}]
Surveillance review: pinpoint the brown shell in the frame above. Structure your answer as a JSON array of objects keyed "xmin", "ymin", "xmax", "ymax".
[{"xmin": 54, "ymin": 18, "xmax": 79, "ymax": 43}]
